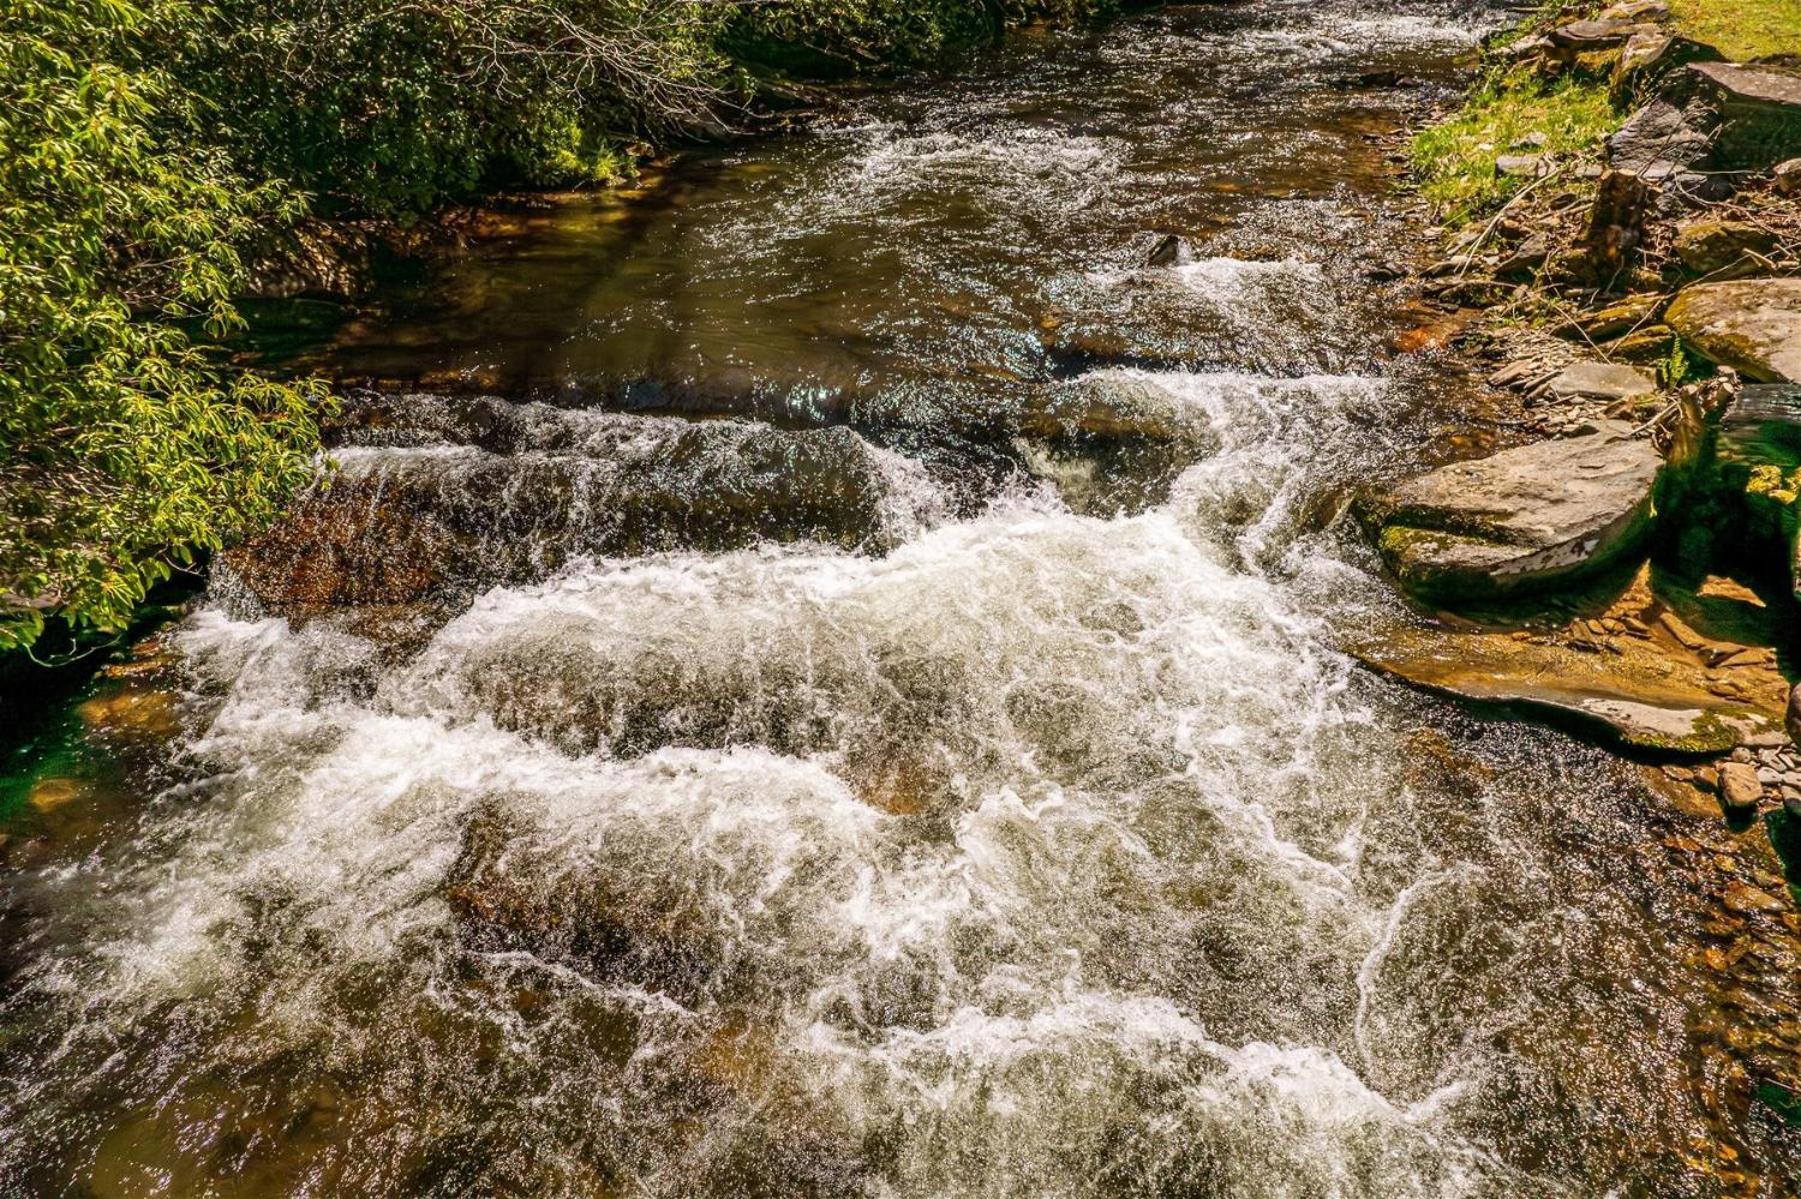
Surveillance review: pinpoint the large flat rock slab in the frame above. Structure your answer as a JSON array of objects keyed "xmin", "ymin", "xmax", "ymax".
[
  {"xmin": 1369, "ymin": 422, "xmax": 1663, "ymax": 601},
  {"xmin": 1666, "ymin": 279, "xmax": 1801, "ymax": 384},
  {"xmin": 1690, "ymin": 62, "xmax": 1801, "ymax": 111},
  {"xmin": 1348, "ymin": 569, "xmax": 1791, "ymax": 754}
]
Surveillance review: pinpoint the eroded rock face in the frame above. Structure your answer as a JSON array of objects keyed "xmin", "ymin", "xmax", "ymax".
[
  {"xmin": 1367, "ymin": 422, "xmax": 1663, "ymax": 601},
  {"xmin": 224, "ymin": 398, "xmax": 931, "ymax": 616},
  {"xmin": 1666, "ymin": 280, "xmax": 1801, "ymax": 384},
  {"xmin": 1347, "ymin": 568, "xmax": 1791, "ymax": 753}
]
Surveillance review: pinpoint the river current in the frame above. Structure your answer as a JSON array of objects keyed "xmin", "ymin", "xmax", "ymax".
[{"xmin": 3, "ymin": 3, "xmax": 1795, "ymax": 1196}]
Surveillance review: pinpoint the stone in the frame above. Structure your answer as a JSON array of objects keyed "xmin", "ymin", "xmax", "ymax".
[
  {"xmin": 1689, "ymin": 62, "xmax": 1801, "ymax": 168},
  {"xmin": 1789, "ymin": 682, "xmax": 1801, "ymax": 744},
  {"xmin": 1598, "ymin": 0, "xmax": 1668, "ymax": 20},
  {"xmin": 1548, "ymin": 19, "xmax": 1659, "ymax": 52},
  {"xmin": 1145, "ymin": 234, "xmax": 1191, "ymax": 268},
  {"xmin": 1351, "ymin": 622, "xmax": 1786, "ymax": 754},
  {"xmin": 1775, "ymin": 158, "xmax": 1801, "ymax": 196},
  {"xmin": 1367, "ymin": 421, "xmax": 1662, "ymax": 601},
  {"xmin": 1600, "ymin": 326, "xmax": 1675, "ymax": 365},
  {"xmin": 1548, "ymin": 362, "xmax": 1659, "ymax": 403},
  {"xmin": 1580, "ymin": 294, "xmax": 1664, "ymax": 340},
  {"xmin": 1665, "ymin": 279, "xmax": 1801, "ymax": 383},
  {"xmin": 1613, "ymin": 32, "xmax": 1719, "ymax": 101},
  {"xmin": 1720, "ymin": 762, "xmax": 1765, "ymax": 810},
  {"xmin": 1496, "ymin": 154, "xmax": 1549, "ymax": 178},
  {"xmin": 1690, "ymin": 61, "xmax": 1801, "ymax": 110},
  {"xmin": 1672, "ymin": 220, "xmax": 1779, "ymax": 277},
  {"xmin": 1722, "ymin": 881, "xmax": 1787, "ymax": 915},
  {"xmin": 1605, "ymin": 101, "xmax": 1731, "ymax": 205},
  {"xmin": 1496, "ymin": 234, "xmax": 1552, "ymax": 279}
]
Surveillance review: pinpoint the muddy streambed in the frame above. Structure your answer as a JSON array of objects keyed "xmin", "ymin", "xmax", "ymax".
[{"xmin": 4, "ymin": 3, "xmax": 1801, "ymax": 1195}]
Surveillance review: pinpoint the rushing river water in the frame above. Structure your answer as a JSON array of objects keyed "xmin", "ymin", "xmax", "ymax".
[{"xmin": 5, "ymin": 3, "xmax": 1801, "ymax": 1196}]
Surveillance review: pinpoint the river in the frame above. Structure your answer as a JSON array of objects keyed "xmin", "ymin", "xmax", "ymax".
[{"xmin": 3, "ymin": 2, "xmax": 1797, "ymax": 1195}]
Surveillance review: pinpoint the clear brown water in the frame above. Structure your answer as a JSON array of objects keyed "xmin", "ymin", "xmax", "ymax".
[{"xmin": 4, "ymin": 3, "xmax": 1799, "ymax": 1196}]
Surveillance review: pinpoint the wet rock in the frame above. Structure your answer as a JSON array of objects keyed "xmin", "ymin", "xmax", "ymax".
[
  {"xmin": 1351, "ymin": 564, "xmax": 1791, "ymax": 753},
  {"xmin": 1366, "ymin": 422, "xmax": 1662, "ymax": 601},
  {"xmin": 226, "ymin": 402, "xmax": 916, "ymax": 615},
  {"xmin": 1720, "ymin": 763, "xmax": 1765, "ymax": 812},
  {"xmin": 1672, "ymin": 220, "xmax": 1779, "ymax": 278},
  {"xmin": 1548, "ymin": 362, "xmax": 1659, "ymax": 403},
  {"xmin": 1144, "ymin": 234, "xmax": 1192, "ymax": 268},
  {"xmin": 1665, "ymin": 279, "xmax": 1801, "ymax": 383},
  {"xmin": 1017, "ymin": 372, "xmax": 1199, "ymax": 442},
  {"xmin": 1354, "ymin": 626, "xmax": 1781, "ymax": 754}
]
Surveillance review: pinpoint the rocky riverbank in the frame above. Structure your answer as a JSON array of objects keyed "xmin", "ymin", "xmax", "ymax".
[{"xmin": 1360, "ymin": 0, "xmax": 1801, "ymax": 841}]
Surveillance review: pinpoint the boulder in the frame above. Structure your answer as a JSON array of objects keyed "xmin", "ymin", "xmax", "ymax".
[
  {"xmin": 1672, "ymin": 219, "xmax": 1779, "ymax": 277},
  {"xmin": 1368, "ymin": 421, "xmax": 1663, "ymax": 601},
  {"xmin": 1688, "ymin": 62, "xmax": 1801, "ymax": 168},
  {"xmin": 1613, "ymin": 32, "xmax": 1720, "ymax": 101},
  {"xmin": 1605, "ymin": 101, "xmax": 1731, "ymax": 205},
  {"xmin": 1548, "ymin": 362, "xmax": 1659, "ymax": 403},
  {"xmin": 1352, "ymin": 624, "xmax": 1785, "ymax": 754},
  {"xmin": 1665, "ymin": 279, "xmax": 1801, "ymax": 383},
  {"xmin": 1719, "ymin": 762, "xmax": 1765, "ymax": 810},
  {"xmin": 1690, "ymin": 61, "xmax": 1801, "ymax": 110}
]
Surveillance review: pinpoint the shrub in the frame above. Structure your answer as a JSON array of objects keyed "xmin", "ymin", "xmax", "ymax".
[{"xmin": 0, "ymin": 0, "xmax": 327, "ymax": 652}]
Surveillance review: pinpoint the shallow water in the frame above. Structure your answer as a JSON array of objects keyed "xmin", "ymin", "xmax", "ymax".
[{"xmin": 4, "ymin": 3, "xmax": 1799, "ymax": 1196}]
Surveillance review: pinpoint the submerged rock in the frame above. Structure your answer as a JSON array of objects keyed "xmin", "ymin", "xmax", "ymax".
[
  {"xmin": 1367, "ymin": 422, "xmax": 1663, "ymax": 601},
  {"xmin": 1666, "ymin": 279, "xmax": 1801, "ymax": 383},
  {"xmin": 225, "ymin": 399, "xmax": 924, "ymax": 615}
]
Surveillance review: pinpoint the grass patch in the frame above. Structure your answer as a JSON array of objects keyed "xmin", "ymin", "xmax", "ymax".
[
  {"xmin": 1413, "ymin": 72, "xmax": 1620, "ymax": 224},
  {"xmin": 1669, "ymin": 0, "xmax": 1801, "ymax": 62}
]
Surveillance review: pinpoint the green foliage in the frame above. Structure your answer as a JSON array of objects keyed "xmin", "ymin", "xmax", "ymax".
[
  {"xmin": 1669, "ymin": 0, "xmax": 1801, "ymax": 62},
  {"xmin": 1, "ymin": 0, "xmax": 1117, "ymax": 651},
  {"xmin": 0, "ymin": 0, "xmax": 327, "ymax": 651},
  {"xmin": 194, "ymin": 0, "xmax": 731, "ymax": 217},
  {"xmin": 1412, "ymin": 71, "xmax": 1619, "ymax": 225}
]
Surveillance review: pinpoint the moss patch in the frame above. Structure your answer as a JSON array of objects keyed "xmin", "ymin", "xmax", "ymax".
[
  {"xmin": 1669, "ymin": 0, "xmax": 1801, "ymax": 62},
  {"xmin": 1412, "ymin": 72, "xmax": 1620, "ymax": 225}
]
